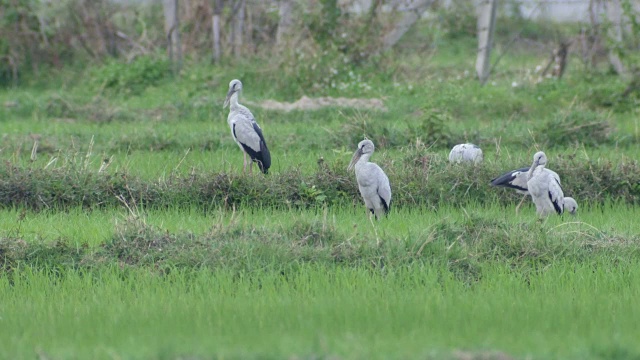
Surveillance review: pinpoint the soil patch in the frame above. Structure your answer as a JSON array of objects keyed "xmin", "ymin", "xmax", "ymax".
[{"xmin": 250, "ymin": 96, "xmax": 386, "ymax": 112}]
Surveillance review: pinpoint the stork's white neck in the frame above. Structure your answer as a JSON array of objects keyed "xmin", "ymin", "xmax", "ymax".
[
  {"xmin": 528, "ymin": 162, "xmax": 544, "ymax": 180},
  {"xmin": 357, "ymin": 153, "xmax": 372, "ymax": 166},
  {"xmin": 229, "ymin": 92, "xmax": 240, "ymax": 111}
]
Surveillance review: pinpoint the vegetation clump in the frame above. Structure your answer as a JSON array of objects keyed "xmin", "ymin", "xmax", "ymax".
[
  {"xmin": 0, "ymin": 155, "xmax": 637, "ymax": 212},
  {"xmin": 90, "ymin": 56, "xmax": 171, "ymax": 95},
  {"xmin": 1, "ymin": 213, "xmax": 638, "ymax": 279},
  {"xmin": 407, "ymin": 108, "xmax": 455, "ymax": 149},
  {"xmin": 539, "ymin": 108, "xmax": 613, "ymax": 148}
]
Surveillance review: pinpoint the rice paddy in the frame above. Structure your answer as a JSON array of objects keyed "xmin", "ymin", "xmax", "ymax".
[
  {"xmin": 0, "ymin": 20, "xmax": 639, "ymax": 360},
  {"xmin": 2, "ymin": 262, "xmax": 640, "ymax": 360}
]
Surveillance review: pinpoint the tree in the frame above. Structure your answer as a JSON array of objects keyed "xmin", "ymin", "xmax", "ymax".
[
  {"xmin": 163, "ymin": 0, "xmax": 182, "ymax": 72},
  {"xmin": 231, "ymin": 0, "xmax": 246, "ymax": 56},
  {"xmin": 276, "ymin": 0, "xmax": 293, "ymax": 49},
  {"xmin": 381, "ymin": 0, "xmax": 436, "ymax": 52},
  {"xmin": 212, "ymin": 0, "xmax": 223, "ymax": 62},
  {"xmin": 606, "ymin": 0, "xmax": 627, "ymax": 77},
  {"xmin": 476, "ymin": 0, "xmax": 497, "ymax": 85}
]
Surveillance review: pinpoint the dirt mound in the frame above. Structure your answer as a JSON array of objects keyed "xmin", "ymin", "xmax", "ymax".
[{"xmin": 251, "ymin": 96, "xmax": 387, "ymax": 112}]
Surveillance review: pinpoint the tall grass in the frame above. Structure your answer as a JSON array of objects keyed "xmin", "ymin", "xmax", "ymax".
[
  {"xmin": 1, "ymin": 263, "xmax": 639, "ymax": 359},
  {"xmin": 1, "ymin": 204, "xmax": 639, "ymax": 282},
  {"xmin": 2, "ymin": 203, "xmax": 640, "ymax": 247}
]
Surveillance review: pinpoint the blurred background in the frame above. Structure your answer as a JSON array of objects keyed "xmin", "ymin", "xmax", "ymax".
[{"xmin": 1, "ymin": 0, "xmax": 639, "ymax": 88}]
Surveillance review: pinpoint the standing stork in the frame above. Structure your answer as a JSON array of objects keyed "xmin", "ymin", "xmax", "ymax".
[
  {"xmin": 347, "ymin": 139, "xmax": 391, "ymax": 220},
  {"xmin": 527, "ymin": 151, "xmax": 565, "ymax": 217},
  {"xmin": 223, "ymin": 79, "xmax": 271, "ymax": 174},
  {"xmin": 448, "ymin": 143, "xmax": 483, "ymax": 164},
  {"xmin": 491, "ymin": 166, "xmax": 577, "ymax": 214}
]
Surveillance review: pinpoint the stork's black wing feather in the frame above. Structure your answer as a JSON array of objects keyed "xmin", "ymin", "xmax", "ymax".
[
  {"xmin": 550, "ymin": 178, "xmax": 563, "ymax": 215},
  {"xmin": 379, "ymin": 195, "xmax": 390, "ymax": 215},
  {"xmin": 550, "ymin": 191, "xmax": 563, "ymax": 214},
  {"xmin": 490, "ymin": 167, "xmax": 530, "ymax": 191},
  {"xmin": 252, "ymin": 122, "xmax": 271, "ymax": 173},
  {"xmin": 233, "ymin": 122, "xmax": 271, "ymax": 174}
]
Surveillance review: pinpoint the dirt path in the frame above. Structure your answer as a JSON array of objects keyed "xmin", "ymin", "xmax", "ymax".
[{"xmin": 248, "ymin": 95, "xmax": 386, "ymax": 112}]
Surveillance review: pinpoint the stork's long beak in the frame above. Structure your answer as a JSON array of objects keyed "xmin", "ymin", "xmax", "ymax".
[
  {"xmin": 347, "ymin": 148, "xmax": 363, "ymax": 171},
  {"xmin": 223, "ymin": 88, "xmax": 235, "ymax": 109},
  {"xmin": 527, "ymin": 158, "xmax": 539, "ymax": 180}
]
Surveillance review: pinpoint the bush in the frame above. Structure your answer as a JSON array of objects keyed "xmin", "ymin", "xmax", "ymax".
[
  {"xmin": 538, "ymin": 108, "xmax": 612, "ymax": 148},
  {"xmin": 433, "ymin": 0, "xmax": 477, "ymax": 40},
  {"xmin": 89, "ymin": 55, "xmax": 170, "ymax": 95},
  {"xmin": 407, "ymin": 108, "xmax": 455, "ymax": 148}
]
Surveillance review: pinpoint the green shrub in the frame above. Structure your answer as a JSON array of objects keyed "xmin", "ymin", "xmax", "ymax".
[
  {"xmin": 407, "ymin": 108, "xmax": 454, "ymax": 148},
  {"xmin": 538, "ymin": 108, "xmax": 612, "ymax": 148},
  {"xmin": 433, "ymin": 0, "xmax": 477, "ymax": 40},
  {"xmin": 89, "ymin": 56, "xmax": 170, "ymax": 95}
]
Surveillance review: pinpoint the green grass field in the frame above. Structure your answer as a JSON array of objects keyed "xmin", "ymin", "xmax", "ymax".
[
  {"xmin": 2, "ymin": 263, "xmax": 640, "ymax": 359},
  {"xmin": 0, "ymin": 16, "xmax": 639, "ymax": 359}
]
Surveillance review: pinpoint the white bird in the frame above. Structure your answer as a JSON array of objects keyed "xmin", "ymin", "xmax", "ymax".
[
  {"xmin": 491, "ymin": 166, "xmax": 577, "ymax": 214},
  {"xmin": 448, "ymin": 143, "xmax": 483, "ymax": 164},
  {"xmin": 223, "ymin": 79, "xmax": 271, "ymax": 174},
  {"xmin": 347, "ymin": 139, "xmax": 391, "ymax": 220},
  {"xmin": 563, "ymin": 197, "xmax": 578, "ymax": 215},
  {"xmin": 527, "ymin": 151, "xmax": 565, "ymax": 217}
]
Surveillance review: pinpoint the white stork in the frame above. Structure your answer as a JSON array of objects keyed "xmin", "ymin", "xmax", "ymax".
[
  {"xmin": 223, "ymin": 79, "xmax": 271, "ymax": 174},
  {"xmin": 448, "ymin": 143, "xmax": 483, "ymax": 164},
  {"xmin": 491, "ymin": 166, "xmax": 577, "ymax": 214},
  {"xmin": 347, "ymin": 139, "xmax": 392, "ymax": 220},
  {"xmin": 527, "ymin": 151, "xmax": 565, "ymax": 217}
]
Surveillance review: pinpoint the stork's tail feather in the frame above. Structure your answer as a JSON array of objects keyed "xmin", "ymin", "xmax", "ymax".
[
  {"xmin": 380, "ymin": 197, "xmax": 390, "ymax": 215},
  {"xmin": 259, "ymin": 140, "xmax": 271, "ymax": 174},
  {"xmin": 239, "ymin": 143, "xmax": 271, "ymax": 174}
]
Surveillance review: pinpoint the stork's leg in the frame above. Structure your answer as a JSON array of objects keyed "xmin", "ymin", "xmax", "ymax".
[
  {"xmin": 242, "ymin": 152, "xmax": 248, "ymax": 174},
  {"xmin": 249, "ymin": 160, "xmax": 253, "ymax": 175},
  {"xmin": 515, "ymin": 194, "xmax": 527, "ymax": 215},
  {"xmin": 368, "ymin": 209, "xmax": 380, "ymax": 246}
]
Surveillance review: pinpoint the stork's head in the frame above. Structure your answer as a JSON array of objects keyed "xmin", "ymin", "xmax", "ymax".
[
  {"xmin": 564, "ymin": 197, "xmax": 578, "ymax": 215},
  {"xmin": 223, "ymin": 79, "xmax": 243, "ymax": 108},
  {"xmin": 347, "ymin": 139, "xmax": 375, "ymax": 171},
  {"xmin": 532, "ymin": 151, "xmax": 547, "ymax": 168}
]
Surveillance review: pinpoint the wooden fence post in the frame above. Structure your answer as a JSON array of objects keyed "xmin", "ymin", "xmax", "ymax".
[
  {"xmin": 606, "ymin": 0, "xmax": 626, "ymax": 77},
  {"xmin": 212, "ymin": 0, "xmax": 223, "ymax": 62},
  {"xmin": 381, "ymin": 0, "xmax": 435, "ymax": 52},
  {"xmin": 276, "ymin": 0, "xmax": 293, "ymax": 49},
  {"xmin": 232, "ymin": 0, "xmax": 245, "ymax": 56},
  {"xmin": 476, "ymin": 0, "xmax": 497, "ymax": 85},
  {"xmin": 163, "ymin": 0, "xmax": 182, "ymax": 72}
]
